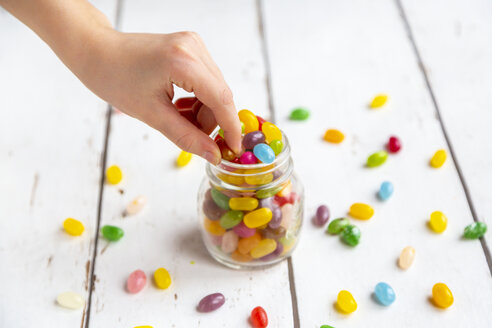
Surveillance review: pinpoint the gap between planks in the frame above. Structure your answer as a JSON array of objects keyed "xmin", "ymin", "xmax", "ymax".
[{"xmin": 394, "ymin": 0, "xmax": 492, "ymax": 276}]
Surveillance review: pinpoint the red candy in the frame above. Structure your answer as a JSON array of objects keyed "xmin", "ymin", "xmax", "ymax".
[
  {"xmin": 214, "ymin": 134, "xmax": 223, "ymax": 142},
  {"xmin": 257, "ymin": 116, "xmax": 266, "ymax": 130},
  {"xmin": 216, "ymin": 139, "xmax": 236, "ymax": 162},
  {"xmin": 274, "ymin": 192, "xmax": 298, "ymax": 207},
  {"xmin": 174, "ymin": 97, "xmax": 197, "ymax": 109},
  {"xmin": 251, "ymin": 306, "xmax": 268, "ymax": 328},
  {"xmin": 387, "ymin": 136, "xmax": 401, "ymax": 153}
]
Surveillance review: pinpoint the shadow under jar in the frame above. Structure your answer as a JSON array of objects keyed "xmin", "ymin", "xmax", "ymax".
[{"xmin": 197, "ymin": 131, "xmax": 303, "ymax": 269}]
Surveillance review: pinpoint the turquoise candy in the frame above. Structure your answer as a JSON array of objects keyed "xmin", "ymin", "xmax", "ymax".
[
  {"xmin": 211, "ymin": 188, "xmax": 230, "ymax": 210},
  {"xmin": 374, "ymin": 282, "xmax": 396, "ymax": 306},
  {"xmin": 326, "ymin": 218, "xmax": 350, "ymax": 235},
  {"xmin": 378, "ymin": 181, "xmax": 394, "ymax": 201},
  {"xmin": 341, "ymin": 225, "xmax": 360, "ymax": 246},
  {"xmin": 219, "ymin": 210, "xmax": 244, "ymax": 229},
  {"xmin": 367, "ymin": 151, "xmax": 388, "ymax": 167},
  {"xmin": 464, "ymin": 222, "xmax": 487, "ymax": 239},
  {"xmin": 289, "ymin": 107, "xmax": 310, "ymax": 121},
  {"xmin": 101, "ymin": 225, "xmax": 124, "ymax": 241},
  {"xmin": 253, "ymin": 144, "xmax": 275, "ymax": 164}
]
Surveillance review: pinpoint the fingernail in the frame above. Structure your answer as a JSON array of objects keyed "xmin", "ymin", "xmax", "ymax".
[{"xmin": 203, "ymin": 151, "xmax": 220, "ymax": 165}]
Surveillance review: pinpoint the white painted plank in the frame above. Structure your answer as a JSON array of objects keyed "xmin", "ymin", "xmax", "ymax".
[
  {"xmin": 0, "ymin": 1, "xmax": 116, "ymax": 327},
  {"xmin": 89, "ymin": 0, "xmax": 293, "ymax": 327},
  {"xmin": 400, "ymin": 0, "xmax": 492, "ymax": 245},
  {"xmin": 263, "ymin": 0, "xmax": 492, "ymax": 327}
]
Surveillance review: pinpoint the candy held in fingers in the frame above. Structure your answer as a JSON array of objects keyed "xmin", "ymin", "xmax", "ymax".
[
  {"xmin": 63, "ymin": 218, "xmax": 84, "ymax": 236},
  {"xmin": 314, "ymin": 205, "xmax": 330, "ymax": 226},
  {"xmin": 176, "ymin": 150, "xmax": 192, "ymax": 167},
  {"xmin": 374, "ymin": 282, "xmax": 396, "ymax": 306},
  {"xmin": 197, "ymin": 293, "xmax": 226, "ymax": 312},
  {"xmin": 398, "ymin": 246, "xmax": 416, "ymax": 269},
  {"xmin": 464, "ymin": 222, "xmax": 487, "ymax": 239},
  {"xmin": 216, "ymin": 138, "xmax": 236, "ymax": 162},
  {"xmin": 127, "ymin": 270, "xmax": 147, "ymax": 294},
  {"xmin": 154, "ymin": 268, "xmax": 172, "ymax": 289},
  {"xmin": 57, "ymin": 291, "xmax": 85, "ymax": 310},
  {"xmin": 106, "ymin": 165, "xmax": 123, "ymax": 184},
  {"xmin": 251, "ymin": 306, "xmax": 268, "ymax": 328},
  {"xmin": 430, "ymin": 149, "xmax": 447, "ymax": 168},
  {"xmin": 432, "ymin": 283, "xmax": 453, "ymax": 308},
  {"xmin": 337, "ymin": 290, "xmax": 357, "ymax": 313}
]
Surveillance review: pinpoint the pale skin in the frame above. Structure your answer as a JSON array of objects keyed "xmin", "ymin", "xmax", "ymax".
[{"xmin": 0, "ymin": 0, "xmax": 242, "ymax": 165}]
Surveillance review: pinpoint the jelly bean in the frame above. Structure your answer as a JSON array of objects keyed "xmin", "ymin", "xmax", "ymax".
[
  {"xmin": 314, "ymin": 205, "xmax": 330, "ymax": 227},
  {"xmin": 429, "ymin": 211, "xmax": 447, "ymax": 233},
  {"xmin": 432, "ymin": 283, "xmax": 453, "ymax": 308},
  {"xmin": 251, "ymin": 306, "xmax": 268, "ymax": 328},
  {"xmin": 253, "ymin": 144, "xmax": 275, "ymax": 164},
  {"xmin": 229, "ymin": 197, "xmax": 258, "ymax": 211},
  {"xmin": 349, "ymin": 203, "xmax": 374, "ymax": 220},
  {"xmin": 231, "ymin": 250, "xmax": 253, "ymax": 262},
  {"xmin": 336, "ymin": 290, "xmax": 357, "ymax": 314},
  {"xmin": 279, "ymin": 233, "xmax": 296, "ymax": 250},
  {"xmin": 370, "ymin": 93, "xmax": 388, "ymax": 108},
  {"xmin": 367, "ymin": 150, "xmax": 388, "ymax": 167},
  {"xmin": 374, "ymin": 282, "xmax": 396, "ymax": 306},
  {"xmin": 277, "ymin": 181, "xmax": 292, "ymax": 197},
  {"xmin": 261, "ymin": 122, "xmax": 282, "ymax": 144},
  {"xmin": 378, "ymin": 181, "xmax": 394, "ymax": 201},
  {"xmin": 244, "ymin": 168, "xmax": 274, "ymax": 186},
  {"xmin": 63, "ymin": 218, "xmax": 84, "ymax": 236},
  {"xmin": 269, "ymin": 139, "xmax": 284, "ymax": 156},
  {"xmin": 174, "ymin": 96, "xmax": 196, "ymax": 109},
  {"xmin": 238, "ymin": 109, "xmax": 259, "ymax": 133},
  {"xmin": 217, "ymin": 172, "xmax": 245, "ymax": 186},
  {"xmin": 341, "ymin": 225, "xmax": 361, "ymax": 246},
  {"xmin": 176, "ymin": 150, "xmax": 192, "ymax": 167},
  {"xmin": 233, "ymin": 221, "xmax": 256, "ymax": 238},
  {"xmin": 398, "ymin": 246, "xmax": 416, "ymax": 270},
  {"xmin": 238, "ymin": 233, "xmax": 262, "ymax": 255},
  {"xmin": 289, "ymin": 107, "xmax": 310, "ymax": 121},
  {"xmin": 134, "ymin": 326, "xmax": 153, "ymax": 328},
  {"xmin": 56, "ymin": 291, "xmax": 85, "ymax": 310},
  {"xmin": 274, "ymin": 195, "xmax": 289, "ymax": 207},
  {"xmin": 101, "ymin": 225, "xmax": 124, "ymax": 241},
  {"xmin": 126, "ymin": 195, "xmax": 147, "ymax": 215},
  {"xmin": 204, "ymin": 217, "xmax": 226, "ymax": 236},
  {"xmin": 251, "ymin": 238, "xmax": 277, "ymax": 258},
  {"xmin": 219, "ymin": 210, "xmax": 244, "ymax": 229},
  {"xmin": 203, "ymin": 199, "xmax": 226, "ymax": 221},
  {"xmin": 209, "ymin": 234, "xmax": 223, "ymax": 246},
  {"xmin": 430, "ymin": 149, "xmax": 447, "ymax": 168},
  {"xmin": 258, "ymin": 197, "xmax": 275, "ymax": 210},
  {"xmin": 221, "ymin": 231, "xmax": 239, "ymax": 253},
  {"xmin": 216, "ymin": 138, "xmax": 236, "ymax": 162},
  {"xmin": 323, "ymin": 129, "xmax": 344, "ymax": 143},
  {"xmin": 268, "ymin": 206, "xmax": 282, "ymax": 229},
  {"xmin": 214, "ymin": 134, "xmax": 223, "ymax": 142},
  {"xmin": 244, "ymin": 208, "xmax": 273, "ymax": 228},
  {"xmin": 260, "ymin": 242, "xmax": 283, "ymax": 261},
  {"xmin": 197, "ymin": 293, "xmax": 225, "ymax": 312},
  {"xmin": 154, "ymin": 267, "xmax": 172, "ymax": 289},
  {"xmin": 243, "ymin": 131, "xmax": 266, "ymax": 150},
  {"xmin": 106, "ymin": 165, "xmax": 122, "ymax": 185},
  {"xmin": 240, "ymin": 151, "xmax": 258, "ymax": 164},
  {"xmin": 464, "ymin": 222, "xmax": 487, "ymax": 239},
  {"xmin": 280, "ymin": 203, "xmax": 293, "ymax": 229},
  {"xmin": 261, "ymin": 226, "xmax": 286, "ymax": 240},
  {"xmin": 326, "ymin": 218, "xmax": 350, "ymax": 235},
  {"xmin": 256, "ymin": 185, "xmax": 283, "ymax": 199},
  {"xmin": 211, "ymin": 188, "xmax": 230, "ymax": 210},
  {"xmin": 320, "ymin": 326, "xmax": 335, "ymax": 328},
  {"xmin": 256, "ymin": 116, "xmax": 266, "ymax": 130},
  {"xmin": 127, "ymin": 269, "xmax": 147, "ymax": 294},
  {"xmin": 387, "ymin": 136, "xmax": 401, "ymax": 153}
]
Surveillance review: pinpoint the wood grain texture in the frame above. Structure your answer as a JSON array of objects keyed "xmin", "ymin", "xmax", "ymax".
[
  {"xmin": 262, "ymin": 0, "xmax": 492, "ymax": 327},
  {"xmin": 87, "ymin": 0, "xmax": 293, "ymax": 327},
  {"xmin": 0, "ymin": 1, "xmax": 116, "ymax": 327}
]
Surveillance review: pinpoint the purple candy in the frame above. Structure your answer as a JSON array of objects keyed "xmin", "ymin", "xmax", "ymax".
[
  {"xmin": 197, "ymin": 293, "xmax": 225, "ymax": 312},
  {"xmin": 268, "ymin": 206, "xmax": 282, "ymax": 229},
  {"xmin": 242, "ymin": 131, "xmax": 266, "ymax": 149},
  {"xmin": 240, "ymin": 151, "xmax": 257, "ymax": 164},
  {"xmin": 314, "ymin": 205, "xmax": 330, "ymax": 227},
  {"xmin": 260, "ymin": 242, "xmax": 284, "ymax": 261},
  {"xmin": 203, "ymin": 199, "xmax": 227, "ymax": 221},
  {"xmin": 232, "ymin": 221, "xmax": 256, "ymax": 238},
  {"xmin": 258, "ymin": 197, "xmax": 275, "ymax": 210}
]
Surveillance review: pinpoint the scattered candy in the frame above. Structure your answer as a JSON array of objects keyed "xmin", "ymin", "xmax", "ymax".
[
  {"xmin": 327, "ymin": 218, "xmax": 350, "ymax": 235},
  {"xmin": 106, "ymin": 165, "xmax": 123, "ymax": 185},
  {"xmin": 341, "ymin": 225, "xmax": 361, "ymax": 246},
  {"xmin": 56, "ymin": 291, "xmax": 85, "ymax": 310},
  {"xmin": 430, "ymin": 149, "xmax": 447, "ymax": 168},
  {"xmin": 101, "ymin": 225, "xmax": 124, "ymax": 241},
  {"xmin": 176, "ymin": 150, "xmax": 192, "ymax": 167},
  {"xmin": 367, "ymin": 151, "xmax": 388, "ymax": 167},
  {"xmin": 387, "ymin": 136, "xmax": 401, "ymax": 153},
  {"xmin": 289, "ymin": 107, "xmax": 310, "ymax": 121},
  {"xmin": 127, "ymin": 269, "xmax": 147, "ymax": 294},
  {"xmin": 349, "ymin": 203, "xmax": 374, "ymax": 220},
  {"xmin": 464, "ymin": 222, "xmax": 487, "ymax": 239},
  {"xmin": 125, "ymin": 195, "xmax": 147, "ymax": 215},
  {"xmin": 323, "ymin": 129, "xmax": 344, "ymax": 143},
  {"xmin": 370, "ymin": 94, "xmax": 388, "ymax": 108},
  {"xmin": 432, "ymin": 283, "xmax": 453, "ymax": 308},
  {"xmin": 253, "ymin": 144, "xmax": 275, "ymax": 164},
  {"xmin": 314, "ymin": 205, "xmax": 330, "ymax": 227},
  {"xmin": 251, "ymin": 306, "xmax": 268, "ymax": 328},
  {"xmin": 197, "ymin": 293, "xmax": 225, "ymax": 312},
  {"xmin": 154, "ymin": 267, "xmax": 172, "ymax": 289},
  {"xmin": 63, "ymin": 218, "xmax": 84, "ymax": 236},
  {"xmin": 374, "ymin": 282, "xmax": 396, "ymax": 306},
  {"xmin": 378, "ymin": 181, "xmax": 394, "ymax": 201},
  {"xmin": 429, "ymin": 211, "xmax": 448, "ymax": 233},
  {"xmin": 336, "ymin": 290, "xmax": 357, "ymax": 314},
  {"xmin": 398, "ymin": 246, "xmax": 416, "ymax": 270}
]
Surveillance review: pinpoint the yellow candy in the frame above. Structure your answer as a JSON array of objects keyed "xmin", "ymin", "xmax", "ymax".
[
  {"xmin": 432, "ymin": 283, "xmax": 453, "ymax": 308},
  {"xmin": 238, "ymin": 109, "xmax": 259, "ymax": 133},
  {"xmin": 277, "ymin": 180, "xmax": 292, "ymax": 197},
  {"xmin": 429, "ymin": 211, "xmax": 447, "ymax": 233},
  {"xmin": 63, "ymin": 218, "xmax": 85, "ymax": 236},
  {"xmin": 176, "ymin": 150, "xmax": 192, "ymax": 167},
  {"xmin": 337, "ymin": 290, "xmax": 357, "ymax": 313},
  {"xmin": 231, "ymin": 250, "xmax": 253, "ymax": 262},
  {"xmin": 370, "ymin": 94, "xmax": 388, "ymax": 108},
  {"xmin": 349, "ymin": 203, "xmax": 374, "ymax": 220},
  {"xmin": 106, "ymin": 165, "xmax": 123, "ymax": 185},
  {"xmin": 134, "ymin": 326, "xmax": 153, "ymax": 328},
  {"xmin": 261, "ymin": 122, "xmax": 282, "ymax": 144},
  {"xmin": 244, "ymin": 169, "xmax": 273, "ymax": 186},
  {"xmin": 229, "ymin": 197, "xmax": 258, "ymax": 211},
  {"xmin": 244, "ymin": 208, "xmax": 273, "ymax": 228},
  {"xmin": 430, "ymin": 149, "xmax": 447, "ymax": 168},
  {"xmin": 250, "ymin": 239, "xmax": 277, "ymax": 258},
  {"xmin": 154, "ymin": 268, "xmax": 172, "ymax": 289},
  {"xmin": 323, "ymin": 129, "xmax": 345, "ymax": 143},
  {"xmin": 204, "ymin": 217, "xmax": 226, "ymax": 236},
  {"xmin": 218, "ymin": 171, "xmax": 245, "ymax": 186}
]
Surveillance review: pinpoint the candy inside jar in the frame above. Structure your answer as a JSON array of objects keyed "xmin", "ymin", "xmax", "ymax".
[{"xmin": 197, "ymin": 112, "xmax": 303, "ymax": 269}]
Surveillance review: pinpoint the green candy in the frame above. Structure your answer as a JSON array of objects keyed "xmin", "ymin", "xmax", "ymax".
[
  {"xmin": 269, "ymin": 139, "xmax": 284, "ymax": 156},
  {"xmin": 256, "ymin": 185, "xmax": 283, "ymax": 199},
  {"xmin": 326, "ymin": 218, "xmax": 350, "ymax": 235},
  {"xmin": 320, "ymin": 325, "xmax": 335, "ymax": 328},
  {"xmin": 211, "ymin": 188, "xmax": 230, "ymax": 210},
  {"xmin": 341, "ymin": 225, "xmax": 360, "ymax": 246},
  {"xmin": 101, "ymin": 225, "xmax": 124, "ymax": 241},
  {"xmin": 289, "ymin": 107, "xmax": 310, "ymax": 121},
  {"xmin": 219, "ymin": 210, "xmax": 244, "ymax": 229},
  {"xmin": 464, "ymin": 222, "xmax": 487, "ymax": 239},
  {"xmin": 367, "ymin": 150, "xmax": 388, "ymax": 167},
  {"xmin": 279, "ymin": 233, "xmax": 296, "ymax": 247}
]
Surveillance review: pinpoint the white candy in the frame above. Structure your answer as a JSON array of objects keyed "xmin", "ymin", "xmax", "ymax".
[
  {"xmin": 126, "ymin": 195, "xmax": 147, "ymax": 215},
  {"xmin": 57, "ymin": 291, "xmax": 85, "ymax": 309}
]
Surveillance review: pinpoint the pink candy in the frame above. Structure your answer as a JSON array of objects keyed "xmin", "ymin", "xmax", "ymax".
[
  {"xmin": 127, "ymin": 269, "xmax": 147, "ymax": 294},
  {"xmin": 233, "ymin": 221, "xmax": 256, "ymax": 238},
  {"xmin": 240, "ymin": 151, "xmax": 257, "ymax": 164}
]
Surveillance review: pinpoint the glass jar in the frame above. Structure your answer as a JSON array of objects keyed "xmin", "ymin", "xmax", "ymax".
[{"xmin": 197, "ymin": 131, "xmax": 304, "ymax": 269}]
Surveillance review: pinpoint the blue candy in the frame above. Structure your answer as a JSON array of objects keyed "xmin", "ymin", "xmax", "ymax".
[
  {"xmin": 253, "ymin": 144, "xmax": 275, "ymax": 164},
  {"xmin": 374, "ymin": 282, "xmax": 396, "ymax": 306},
  {"xmin": 378, "ymin": 181, "xmax": 394, "ymax": 201}
]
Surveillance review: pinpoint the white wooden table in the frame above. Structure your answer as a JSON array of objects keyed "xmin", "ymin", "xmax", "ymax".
[{"xmin": 1, "ymin": 0, "xmax": 491, "ymax": 327}]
